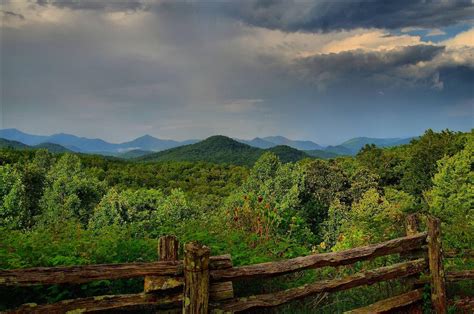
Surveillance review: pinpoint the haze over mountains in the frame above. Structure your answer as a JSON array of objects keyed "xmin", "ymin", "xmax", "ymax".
[{"xmin": 0, "ymin": 128, "xmax": 415, "ymax": 158}]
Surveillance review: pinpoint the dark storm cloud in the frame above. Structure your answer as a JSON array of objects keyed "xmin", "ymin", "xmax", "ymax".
[
  {"xmin": 36, "ymin": 0, "xmax": 146, "ymax": 12},
  {"xmin": 220, "ymin": 0, "xmax": 474, "ymax": 32},
  {"xmin": 296, "ymin": 45, "xmax": 445, "ymax": 88},
  {"xmin": 35, "ymin": 0, "xmax": 474, "ymax": 32}
]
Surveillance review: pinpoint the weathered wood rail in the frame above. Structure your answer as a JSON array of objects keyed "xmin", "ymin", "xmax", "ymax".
[{"xmin": 1, "ymin": 215, "xmax": 472, "ymax": 313}]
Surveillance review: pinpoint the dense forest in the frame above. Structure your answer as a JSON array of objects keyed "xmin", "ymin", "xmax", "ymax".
[{"xmin": 0, "ymin": 129, "xmax": 472, "ymax": 312}]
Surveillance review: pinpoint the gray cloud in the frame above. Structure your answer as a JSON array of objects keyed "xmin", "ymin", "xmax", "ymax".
[
  {"xmin": 34, "ymin": 0, "xmax": 474, "ymax": 32},
  {"xmin": 295, "ymin": 45, "xmax": 446, "ymax": 90},
  {"xmin": 36, "ymin": 0, "xmax": 146, "ymax": 12},
  {"xmin": 1, "ymin": 9, "xmax": 25, "ymax": 20},
  {"xmin": 1, "ymin": 1, "xmax": 472, "ymax": 144},
  {"xmin": 221, "ymin": 0, "xmax": 474, "ymax": 32}
]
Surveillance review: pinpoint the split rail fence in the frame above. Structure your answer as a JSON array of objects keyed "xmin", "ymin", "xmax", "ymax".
[{"xmin": 1, "ymin": 215, "xmax": 472, "ymax": 313}]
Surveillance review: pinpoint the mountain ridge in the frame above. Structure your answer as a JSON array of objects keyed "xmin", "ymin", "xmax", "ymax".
[
  {"xmin": 1, "ymin": 128, "xmax": 415, "ymax": 156},
  {"xmin": 138, "ymin": 135, "xmax": 311, "ymax": 165},
  {"xmin": 0, "ymin": 138, "xmax": 71, "ymax": 153}
]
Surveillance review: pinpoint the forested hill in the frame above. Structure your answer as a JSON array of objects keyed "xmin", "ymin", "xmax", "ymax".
[
  {"xmin": 0, "ymin": 138, "xmax": 71, "ymax": 153},
  {"xmin": 137, "ymin": 135, "xmax": 311, "ymax": 165}
]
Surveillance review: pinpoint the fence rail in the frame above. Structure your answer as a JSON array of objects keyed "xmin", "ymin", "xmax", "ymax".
[
  {"xmin": 211, "ymin": 232, "xmax": 427, "ymax": 282},
  {"xmin": 212, "ymin": 259, "xmax": 427, "ymax": 312},
  {"xmin": 0, "ymin": 255, "xmax": 232, "ymax": 286},
  {"xmin": 1, "ymin": 215, "xmax": 472, "ymax": 313}
]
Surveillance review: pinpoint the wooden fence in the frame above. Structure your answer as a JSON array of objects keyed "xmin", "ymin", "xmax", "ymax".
[{"xmin": 1, "ymin": 215, "xmax": 472, "ymax": 313}]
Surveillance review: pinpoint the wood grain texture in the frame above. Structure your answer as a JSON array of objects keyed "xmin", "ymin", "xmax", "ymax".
[
  {"xmin": 405, "ymin": 214, "xmax": 420, "ymax": 236},
  {"xmin": 183, "ymin": 242, "xmax": 211, "ymax": 314},
  {"xmin": 444, "ymin": 249, "xmax": 474, "ymax": 259},
  {"xmin": 446, "ymin": 270, "xmax": 474, "ymax": 282},
  {"xmin": 212, "ymin": 258, "xmax": 426, "ymax": 312},
  {"xmin": 0, "ymin": 255, "xmax": 231, "ymax": 286},
  {"xmin": 427, "ymin": 216, "xmax": 447, "ymax": 314},
  {"xmin": 0, "ymin": 261, "xmax": 181, "ymax": 286},
  {"xmin": 6, "ymin": 292, "xmax": 182, "ymax": 314},
  {"xmin": 159, "ymin": 235, "xmax": 179, "ymax": 261},
  {"xmin": 344, "ymin": 289, "xmax": 423, "ymax": 313},
  {"xmin": 145, "ymin": 235, "xmax": 180, "ymax": 293},
  {"xmin": 211, "ymin": 233, "xmax": 427, "ymax": 282}
]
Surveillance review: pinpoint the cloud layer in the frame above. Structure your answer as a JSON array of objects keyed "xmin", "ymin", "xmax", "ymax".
[{"xmin": 1, "ymin": 0, "xmax": 473, "ymax": 144}]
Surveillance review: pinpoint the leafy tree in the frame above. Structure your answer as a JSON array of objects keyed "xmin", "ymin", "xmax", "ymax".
[
  {"xmin": 334, "ymin": 188, "xmax": 405, "ymax": 250},
  {"xmin": 89, "ymin": 188, "xmax": 127, "ymax": 230},
  {"xmin": 401, "ymin": 129, "xmax": 465, "ymax": 198},
  {"xmin": 356, "ymin": 144, "xmax": 406, "ymax": 187},
  {"xmin": 40, "ymin": 154, "xmax": 106, "ymax": 226},
  {"xmin": 227, "ymin": 153, "xmax": 313, "ymax": 244},
  {"xmin": 300, "ymin": 159, "xmax": 350, "ymax": 237},
  {"xmin": 320, "ymin": 199, "xmax": 348, "ymax": 249},
  {"xmin": 90, "ymin": 187, "xmax": 194, "ymax": 237},
  {"xmin": 304, "ymin": 160, "xmax": 350, "ymax": 208},
  {"xmin": 426, "ymin": 136, "xmax": 473, "ymax": 251},
  {"xmin": 349, "ymin": 167, "xmax": 380, "ymax": 203},
  {"xmin": 0, "ymin": 165, "xmax": 28, "ymax": 229}
]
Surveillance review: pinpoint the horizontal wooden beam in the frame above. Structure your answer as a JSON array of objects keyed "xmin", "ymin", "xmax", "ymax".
[
  {"xmin": 211, "ymin": 233, "xmax": 427, "ymax": 282},
  {"xmin": 344, "ymin": 289, "xmax": 423, "ymax": 313},
  {"xmin": 0, "ymin": 255, "xmax": 232, "ymax": 286},
  {"xmin": 212, "ymin": 258, "xmax": 426, "ymax": 312},
  {"xmin": 444, "ymin": 249, "xmax": 474, "ymax": 259},
  {"xmin": 144, "ymin": 276, "xmax": 234, "ymax": 301},
  {"xmin": 7, "ymin": 292, "xmax": 182, "ymax": 314},
  {"xmin": 446, "ymin": 270, "xmax": 474, "ymax": 282},
  {"xmin": 6, "ymin": 281, "xmax": 234, "ymax": 313}
]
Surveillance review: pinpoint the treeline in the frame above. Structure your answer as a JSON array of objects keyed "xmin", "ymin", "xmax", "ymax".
[{"xmin": 0, "ymin": 129, "xmax": 472, "ymax": 310}]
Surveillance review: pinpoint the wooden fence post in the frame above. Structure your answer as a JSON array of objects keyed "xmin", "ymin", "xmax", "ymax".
[
  {"xmin": 403, "ymin": 214, "xmax": 421, "ymax": 291},
  {"xmin": 183, "ymin": 242, "xmax": 210, "ymax": 314},
  {"xmin": 159, "ymin": 235, "xmax": 179, "ymax": 261},
  {"xmin": 144, "ymin": 235, "xmax": 180, "ymax": 293},
  {"xmin": 427, "ymin": 216, "xmax": 447, "ymax": 314},
  {"xmin": 405, "ymin": 214, "xmax": 419, "ymax": 236}
]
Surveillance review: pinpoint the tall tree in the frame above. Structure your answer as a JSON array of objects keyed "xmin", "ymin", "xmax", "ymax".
[{"xmin": 426, "ymin": 135, "xmax": 473, "ymax": 250}]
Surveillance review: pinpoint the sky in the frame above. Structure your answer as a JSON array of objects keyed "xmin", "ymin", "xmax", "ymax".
[{"xmin": 1, "ymin": 0, "xmax": 473, "ymax": 145}]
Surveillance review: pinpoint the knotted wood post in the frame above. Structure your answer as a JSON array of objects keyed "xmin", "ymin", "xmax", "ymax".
[
  {"xmin": 402, "ymin": 214, "xmax": 420, "ymax": 286},
  {"xmin": 144, "ymin": 235, "xmax": 180, "ymax": 293},
  {"xmin": 183, "ymin": 242, "xmax": 210, "ymax": 314},
  {"xmin": 159, "ymin": 235, "xmax": 179, "ymax": 261},
  {"xmin": 405, "ymin": 214, "xmax": 419, "ymax": 236},
  {"xmin": 427, "ymin": 216, "xmax": 447, "ymax": 314}
]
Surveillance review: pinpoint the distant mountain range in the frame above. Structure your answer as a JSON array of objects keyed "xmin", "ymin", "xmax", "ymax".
[
  {"xmin": 0, "ymin": 129, "xmax": 198, "ymax": 154},
  {"xmin": 237, "ymin": 136, "xmax": 323, "ymax": 150},
  {"xmin": 0, "ymin": 128, "xmax": 415, "ymax": 158}
]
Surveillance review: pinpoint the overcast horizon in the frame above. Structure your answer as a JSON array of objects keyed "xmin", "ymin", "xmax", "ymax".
[{"xmin": 1, "ymin": 0, "xmax": 473, "ymax": 144}]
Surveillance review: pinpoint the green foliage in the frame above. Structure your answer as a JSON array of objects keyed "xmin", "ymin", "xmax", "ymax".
[
  {"xmin": 400, "ymin": 129, "xmax": 466, "ymax": 199},
  {"xmin": 226, "ymin": 153, "xmax": 314, "ymax": 245},
  {"xmin": 39, "ymin": 154, "xmax": 106, "ymax": 226},
  {"xmin": 356, "ymin": 144, "xmax": 406, "ymax": 187},
  {"xmin": 348, "ymin": 167, "xmax": 380, "ymax": 203},
  {"xmin": 90, "ymin": 187, "xmax": 197, "ymax": 238},
  {"xmin": 304, "ymin": 159, "xmax": 350, "ymax": 208},
  {"xmin": 300, "ymin": 159, "xmax": 351, "ymax": 237},
  {"xmin": 0, "ymin": 165, "xmax": 28, "ymax": 229},
  {"xmin": 333, "ymin": 188, "xmax": 405, "ymax": 250},
  {"xmin": 426, "ymin": 135, "xmax": 473, "ymax": 251},
  {"xmin": 0, "ymin": 129, "xmax": 472, "ymax": 311}
]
